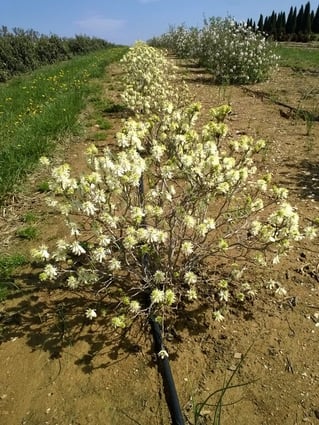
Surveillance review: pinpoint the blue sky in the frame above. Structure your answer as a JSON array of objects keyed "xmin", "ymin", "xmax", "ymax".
[{"xmin": 0, "ymin": 0, "xmax": 314, "ymax": 45}]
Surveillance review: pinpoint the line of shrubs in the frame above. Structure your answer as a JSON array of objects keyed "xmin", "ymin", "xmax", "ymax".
[{"xmin": 0, "ymin": 26, "xmax": 115, "ymax": 82}]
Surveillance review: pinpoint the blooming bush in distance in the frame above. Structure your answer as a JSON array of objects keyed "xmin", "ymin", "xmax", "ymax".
[
  {"xmin": 32, "ymin": 42, "xmax": 314, "ymax": 327},
  {"xmin": 149, "ymin": 17, "xmax": 279, "ymax": 84}
]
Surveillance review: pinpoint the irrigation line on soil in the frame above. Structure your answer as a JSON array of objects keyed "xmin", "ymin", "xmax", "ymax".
[
  {"xmin": 150, "ymin": 316, "xmax": 185, "ymax": 425},
  {"xmin": 138, "ymin": 175, "xmax": 185, "ymax": 425}
]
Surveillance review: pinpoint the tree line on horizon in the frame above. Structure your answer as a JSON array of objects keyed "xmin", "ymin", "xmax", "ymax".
[
  {"xmin": 247, "ymin": 1, "xmax": 319, "ymax": 41},
  {"xmin": 0, "ymin": 26, "xmax": 115, "ymax": 82}
]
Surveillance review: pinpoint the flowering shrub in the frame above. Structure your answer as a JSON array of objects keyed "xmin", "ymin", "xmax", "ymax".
[
  {"xmin": 32, "ymin": 43, "xmax": 314, "ymax": 327},
  {"xmin": 149, "ymin": 18, "xmax": 279, "ymax": 84},
  {"xmin": 120, "ymin": 41, "xmax": 189, "ymax": 117}
]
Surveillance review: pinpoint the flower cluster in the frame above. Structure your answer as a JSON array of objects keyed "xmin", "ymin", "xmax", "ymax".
[{"xmin": 33, "ymin": 42, "xmax": 312, "ymax": 327}]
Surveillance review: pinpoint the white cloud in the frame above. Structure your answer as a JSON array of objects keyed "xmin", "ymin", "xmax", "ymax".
[{"xmin": 75, "ymin": 16, "xmax": 126, "ymax": 35}]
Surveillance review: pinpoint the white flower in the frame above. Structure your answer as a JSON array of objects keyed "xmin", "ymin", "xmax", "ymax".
[
  {"xmin": 275, "ymin": 286, "xmax": 287, "ymax": 298},
  {"xmin": 39, "ymin": 156, "xmax": 50, "ymax": 166},
  {"xmin": 184, "ymin": 215, "xmax": 196, "ymax": 229},
  {"xmin": 43, "ymin": 264, "xmax": 58, "ymax": 280},
  {"xmin": 112, "ymin": 315, "xmax": 126, "ymax": 328},
  {"xmin": 219, "ymin": 289, "xmax": 229, "ymax": 302},
  {"xmin": 129, "ymin": 300, "xmax": 141, "ymax": 313},
  {"xmin": 92, "ymin": 247, "xmax": 107, "ymax": 263},
  {"xmin": 31, "ymin": 245, "xmax": 50, "ymax": 261},
  {"xmin": 98, "ymin": 235, "xmax": 111, "ymax": 247},
  {"xmin": 213, "ymin": 310, "xmax": 225, "ymax": 322},
  {"xmin": 71, "ymin": 241, "xmax": 86, "ymax": 256},
  {"xmin": 67, "ymin": 276, "xmax": 79, "ymax": 289},
  {"xmin": 186, "ymin": 287, "xmax": 198, "ymax": 301},
  {"xmin": 131, "ymin": 206, "xmax": 145, "ymax": 224},
  {"xmin": 158, "ymin": 349, "xmax": 169, "ymax": 359},
  {"xmin": 304, "ymin": 226, "xmax": 317, "ymax": 240},
  {"xmin": 181, "ymin": 241, "xmax": 194, "ymax": 256},
  {"xmin": 218, "ymin": 239, "xmax": 228, "ymax": 251},
  {"xmin": 151, "ymin": 289, "xmax": 165, "ymax": 304},
  {"xmin": 184, "ymin": 271, "xmax": 198, "ymax": 285},
  {"xmin": 108, "ymin": 258, "xmax": 121, "ymax": 271},
  {"xmin": 272, "ymin": 254, "xmax": 280, "ymax": 264},
  {"xmin": 153, "ymin": 270, "xmax": 166, "ymax": 284},
  {"xmin": 82, "ymin": 201, "xmax": 97, "ymax": 216},
  {"xmin": 85, "ymin": 308, "xmax": 97, "ymax": 320},
  {"xmin": 165, "ymin": 289, "xmax": 176, "ymax": 306},
  {"xmin": 68, "ymin": 222, "xmax": 81, "ymax": 236}
]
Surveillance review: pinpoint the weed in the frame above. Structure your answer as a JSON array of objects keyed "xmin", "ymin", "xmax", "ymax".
[
  {"xmin": 192, "ymin": 345, "xmax": 256, "ymax": 425},
  {"xmin": 37, "ymin": 181, "xmax": 50, "ymax": 192},
  {"xmin": 96, "ymin": 118, "xmax": 112, "ymax": 130},
  {"xmin": 22, "ymin": 212, "xmax": 37, "ymax": 223},
  {"xmin": 16, "ymin": 226, "xmax": 38, "ymax": 240},
  {"xmin": 90, "ymin": 131, "xmax": 108, "ymax": 141}
]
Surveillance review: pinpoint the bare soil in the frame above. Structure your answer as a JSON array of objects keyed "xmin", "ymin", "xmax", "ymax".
[{"xmin": 0, "ymin": 60, "xmax": 319, "ymax": 425}]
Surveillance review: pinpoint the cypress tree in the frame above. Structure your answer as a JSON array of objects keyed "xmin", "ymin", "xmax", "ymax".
[
  {"xmin": 292, "ymin": 7, "xmax": 297, "ymax": 34},
  {"xmin": 303, "ymin": 1, "xmax": 312, "ymax": 34},
  {"xmin": 263, "ymin": 16, "xmax": 270, "ymax": 33},
  {"xmin": 286, "ymin": 6, "xmax": 294, "ymax": 33},
  {"xmin": 312, "ymin": 5, "xmax": 319, "ymax": 33},
  {"xmin": 296, "ymin": 5, "xmax": 304, "ymax": 33},
  {"xmin": 257, "ymin": 14, "xmax": 264, "ymax": 31},
  {"xmin": 270, "ymin": 11, "xmax": 277, "ymax": 38}
]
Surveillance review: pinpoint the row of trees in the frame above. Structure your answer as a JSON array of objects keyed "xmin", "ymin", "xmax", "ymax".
[
  {"xmin": 0, "ymin": 26, "xmax": 114, "ymax": 82},
  {"xmin": 247, "ymin": 2, "xmax": 319, "ymax": 41}
]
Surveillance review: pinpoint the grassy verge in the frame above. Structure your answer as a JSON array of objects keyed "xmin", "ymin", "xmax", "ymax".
[
  {"xmin": 0, "ymin": 46, "xmax": 128, "ymax": 202},
  {"xmin": 276, "ymin": 44, "xmax": 319, "ymax": 70}
]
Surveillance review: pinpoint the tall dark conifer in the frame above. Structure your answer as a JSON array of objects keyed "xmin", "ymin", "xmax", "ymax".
[
  {"xmin": 292, "ymin": 7, "xmax": 297, "ymax": 33},
  {"xmin": 286, "ymin": 6, "xmax": 294, "ymax": 33},
  {"xmin": 263, "ymin": 16, "xmax": 270, "ymax": 33},
  {"xmin": 296, "ymin": 5, "xmax": 304, "ymax": 33},
  {"xmin": 270, "ymin": 11, "xmax": 277, "ymax": 37},
  {"xmin": 257, "ymin": 14, "xmax": 264, "ymax": 31},
  {"xmin": 303, "ymin": 1, "xmax": 312, "ymax": 34},
  {"xmin": 313, "ymin": 5, "xmax": 319, "ymax": 32}
]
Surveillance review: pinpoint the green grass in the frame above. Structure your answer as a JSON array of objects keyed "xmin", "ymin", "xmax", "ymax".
[
  {"xmin": 0, "ymin": 46, "xmax": 128, "ymax": 203},
  {"xmin": 16, "ymin": 226, "xmax": 38, "ymax": 240},
  {"xmin": 277, "ymin": 45, "xmax": 319, "ymax": 70}
]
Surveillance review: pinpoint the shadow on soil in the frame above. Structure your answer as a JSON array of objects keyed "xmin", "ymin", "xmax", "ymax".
[
  {"xmin": 0, "ymin": 271, "xmax": 248, "ymax": 374},
  {"xmin": 279, "ymin": 159, "xmax": 319, "ymax": 201}
]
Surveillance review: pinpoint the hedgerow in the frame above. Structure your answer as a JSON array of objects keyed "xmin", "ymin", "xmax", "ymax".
[{"xmin": 0, "ymin": 26, "xmax": 114, "ymax": 82}]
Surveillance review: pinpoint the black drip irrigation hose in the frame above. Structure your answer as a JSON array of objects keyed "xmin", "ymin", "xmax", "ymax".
[
  {"xmin": 138, "ymin": 175, "xmax": 185, "ymax": 424},
  {"xmin": 150, "ymin": 316, "xmax": 185, "ymax": 425}
]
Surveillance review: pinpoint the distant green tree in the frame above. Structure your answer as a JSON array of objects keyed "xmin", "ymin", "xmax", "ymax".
[
  {"xmin": 296, "ymin": 5, "xmax": 304, "ymax": 33},
  {"xmin": 263, "ymin": 16, "xmax": 270, "ymax": 34},
  {"xmin": 312, "ymin": 5, "xmax": 319, "ymax": 32},
  {"xmin": 257, "ymin": 14, "xmax": 264, "ymax": 31},
  {"xmin": 303, "ymin": 1, "xmax": 312, "ymax": 34},
  {"xmin": 286, "ymin": 6, "xmax": 294, "ymax": 33},
  {"xmin": 276, "ymin": 11, "xmax": 286, "ymax": 39},
  {"xmin": 270, "ymin": 11, "xmax": 277, "ymax": 38}
]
